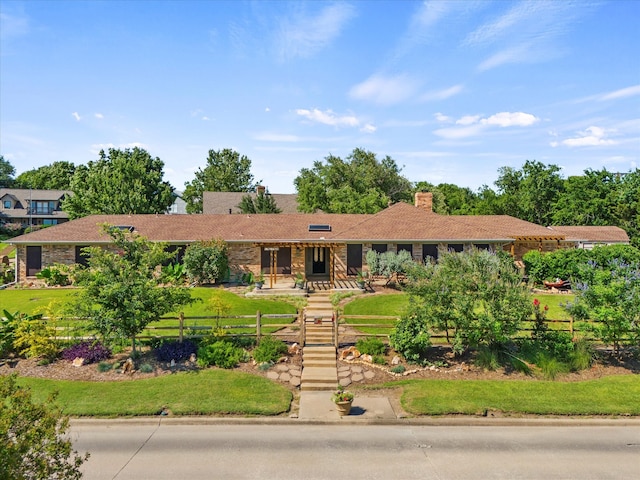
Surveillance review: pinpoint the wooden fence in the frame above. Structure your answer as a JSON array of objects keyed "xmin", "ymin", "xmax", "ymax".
[
  {"xmin": 339, "ymin": 314, "xmax": 577, "ymax": 343},
  {"xmin": 52, "ymin": 311, "xmax": 302, "ymax": 343}
]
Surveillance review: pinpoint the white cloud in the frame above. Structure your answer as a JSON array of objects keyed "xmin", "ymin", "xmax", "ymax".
[
  {"xmin": 265, "ymin": 107, "xmax": 271, "ymax": 112},
  {"xmin": 433, "ymin": 124, "xmax": 486, "ymax": 140},
  {"xmin": 466, "ymin": 1, "xmax": 591, "ymax": 71},
  {"xmin": 456, "ymin": 115, "xmax": 481, "ymax": 126},
  {"xmin": 554, "ymin": 126, "xmax": 617, "ymax": 147},
  {"xmin": 349, "ymin": 74, "xmax": 420, "ymax": 105},
  {"xmin": 600, "ymin": 84, "xmax": 640, "ymax": 101},
  {"xmin": 72, "ymin": 112, "xmax": 81, "ymax": 121},
  {"xmin": 433, "ymin": 111, "xmax": 539, "ymax": 139},
  {"xmin": 434, "ymin": 112, "xmax": 452, "ymax": 123},
  {"xmin": 295, "ymin": 108, "xmax": 361, "ymax": 128},
  {"xmin": 360, "ymin": 124, "xmax": 377, "ymax": 134},
  {"xmin": 0, "ymin": 9, "xmax": 29, "ymax": 40},
  {"xmin": 276, "ymin": 3, "xmax": 356, "ymax": 61},
  {"xmin": 201, "ymin": 116, "xmax": 210, "ymax": 121},
  {"xmin": 481, "ymin": 112, "xmax": 539, "ymax": 127},
  {"xmin": 420, "ymin": 84, "xmax": 464, "ymax": 102},
  {"xmin": 94, "ymin": 113, "xmax": 104, "ymax": 119}
]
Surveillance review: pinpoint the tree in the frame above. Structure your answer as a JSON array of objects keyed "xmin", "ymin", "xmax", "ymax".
[
  {"xmin": 404, "ymin": 248, "xmax": 532, "ymax": 355},
  {"xmin": 495, "ymin": 160, "xmax": 565, "ymax": 225},
  {"xmin": 183, "ymin": 239, "xmax": 229, "ymax": 285},
  {"xmin": 564, "ymin": 258, "xmax": 640, "ymax": 356},
  {"xmin": 434, "ymin": 183, "xmax": 478, "ymax": 215},
  {"xmin": 238, "ymin": 191, "xmax": 281, "ymax": 213},
  {"xmin": 616, "ymin": 169, "xmax": 640, "ymax": 248},
  {"xmin": 0, "ymin": 155, "xmax": 16, "ymax": 187},
  {"xmin": 15, "ymin": 161, "xmax": 76, "ymax": 190},
  {"xmin": 71, "ymin": 225, "xmax": 193, "ymax": 353},
  {"xmin": 62, "ymin": 148, "xmax": 175, "ymax": 219},
  {"xmin": 294, "ymin": 148, "xmax": 412, "ymax": 213},
  {"xmin": 412, "ymin": 181, "xmax": 447, "ymax": 213},
  {"xmin": 1, "ymin": 374, "xmax": 88, "ymax": 480},
  {"xmin": 183, "ymin": 149, "xmax": 257, "ymax": 213}
]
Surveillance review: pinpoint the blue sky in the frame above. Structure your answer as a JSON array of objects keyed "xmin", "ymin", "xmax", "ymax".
[{"xmin": 1, "ymin": 0, "xmax": 638, "ymax": 194}]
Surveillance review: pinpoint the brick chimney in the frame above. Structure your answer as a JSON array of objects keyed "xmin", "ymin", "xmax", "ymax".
[
  {"xmin": 414, "ymin": 191, "xmax": 433, "ymax": 212},
  {"xmin": 256, "ymin": 185, "xmax": 266, "ymax": 195}
]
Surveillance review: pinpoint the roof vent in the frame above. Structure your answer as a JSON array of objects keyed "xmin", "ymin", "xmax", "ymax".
[{"xmin": 308, "ymin": 224, "xmax": 331, "ymax": 232}]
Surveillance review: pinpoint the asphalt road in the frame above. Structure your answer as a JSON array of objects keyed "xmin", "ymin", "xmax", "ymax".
[{"xmin": 70, "ymin": 421, "xmax": 640, "ymax": 480}]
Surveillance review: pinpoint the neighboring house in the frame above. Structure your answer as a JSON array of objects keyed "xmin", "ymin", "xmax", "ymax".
[
  {"xmin": 11, "ymin": 192, "xmax": 585, "ymax": 282},
  {"xmin": 0, "ymin": 188, "xmax": 71, "ymax": 228},
  {"xmin": 167, "ymin": 191, "xmax": 187, "ymax": 214},
  {"xmin": 546, "ymin": 225, "xmax": 629, "ymax": 249},
  {"xmin": 203, "ymin": 186, "xmax": 299, "ymax": 214}
]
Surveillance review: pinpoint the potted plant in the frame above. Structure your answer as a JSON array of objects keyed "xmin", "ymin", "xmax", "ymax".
[
  {"xmin": 356, "ymin": 270, "xmax": 368, "ymax": 290},
  {"xmin": 331, "ymin": 385, "xmax": 354, "ymax": 416},
  {"xmin": 255, "ymin": 272, "xmax": 265, "ymax": 289},
  {"xmin": 294, "ymin": 272, "xmax": 306, "ymax": 289}
]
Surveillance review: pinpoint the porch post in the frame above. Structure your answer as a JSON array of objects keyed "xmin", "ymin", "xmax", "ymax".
[{"xmin": 330, "ymin": 246, "xmax": 335, "ymax": 288}]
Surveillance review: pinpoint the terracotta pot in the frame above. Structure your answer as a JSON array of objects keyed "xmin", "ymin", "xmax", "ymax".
[{"xmin": 335, "ymin": 400, "xmax": 352, "ymax": 416}]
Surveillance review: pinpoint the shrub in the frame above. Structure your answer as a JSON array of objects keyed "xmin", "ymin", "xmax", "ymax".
[
  {"xmin": 568, "ymin": 338, "xmax": 594, "ymax": 371},
  {"xmin": 139, "ymin": 363, "xmax": 154, "ymax": 373},
  {"xmin": 252, "ymin": 335, "xmax": 288, "ymax": 364},
  {"xmin": 475, "ymin": 346, "xmax": 501, "ymax": 371},
  {"xmin": 390, "ymin": 364, "xmax": 405, "ymax": 374},
  {"xmin": 389, "ymin": 314, "xmax": 431, "ymax": 365},
  {"xmin": 373, "ymin": 355, "xmax": 386, "ymax": 365},
  {"xmin": 197, "ymin": 340, "xmax": 244, "ymax": 369},
  {"xmin": 536, "ymin": 353, "xmax": 569, "ymax": 380},
  {"xmin": 183, "ymin": 239, "xmax": 229, "ymax": 285},
  {"xmin": 97, "ymin": 361, "xmax": 112, "ymax": 372},
  {"xmin": 61, "ymin": 341, "xmax": 112, "ymax": 364},
  {"xmin": 155, "ymin": 339, "xmax": 198, "ymax": 362},
  {"xmin": 13, "ymin": 318, "xmax": 58, "ymax": 361},
  {"xmin": 36, "ymin": 264, "xmax": 72, "ymax": 286},
  {"xmin": 356, "ymin": 336, "xmax": 387, "ymax": 356}
]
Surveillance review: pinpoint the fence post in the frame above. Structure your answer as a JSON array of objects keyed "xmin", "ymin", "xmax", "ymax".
[
  {"xmin": 179, "ymin": 312, "xmax": 184, "ymax": 343},
  {"xmin": 333, "ymin": 310, "xmax": 338, "ymax": 349},
  {"xmin": 300, "ymin": 310, "xmax": 305, "ymax": 347},
  {"xmin": 256, "ymin": 310, "xmax": 261, "ymax": 341}
]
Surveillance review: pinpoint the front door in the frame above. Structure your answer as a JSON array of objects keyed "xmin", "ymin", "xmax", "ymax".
[
  {"xmin": 26, "ymin": 246, "xmax": 42, "ymax": 276},
  {"xmin": 308, "ymin": 247, "xmax": 328, "ymax": 275}
]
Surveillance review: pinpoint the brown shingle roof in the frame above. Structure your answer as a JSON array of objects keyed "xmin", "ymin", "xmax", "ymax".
[
  {"xmin": 202, "ymin": 192, "xmax": 299, "ymax": 214},
  {"xmin": 547, "ymin": 226, "xmax": 629, "ymax": 243},
  {"xmin": 10, "ymin": 202, "xmax": 570, "ymax": 245}
]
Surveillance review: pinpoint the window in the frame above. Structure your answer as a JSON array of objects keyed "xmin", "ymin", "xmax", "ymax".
[
  {"xmin": 43, "ymin": 219, "xmax": 58, "ymax": 226},
  {"xmin": 75, "ymin": 246, "xmax": 90, "ymax": 267},
  {"xmin": 32, "ymin": 201, "xmax": 56, "ymax": 215},
  {"xmin": 397, "ymin": 244, "xmax": 413, "ymax": 255},
  {"xmin": 3, "ymin": 200, "xmax": 10, "ymax": 209},
  {"xmin": 371, "ymin": 244, "xmax": 388, "ymax": 254},
  {"xmin": 308, "ymin": 224, "xmax": 331, "ymax": 232},
  {"xmin": 422, "ymin": 244, "xmax": 438, "ymax": 262},
  {"xmin": 346, "ymin": 244, "xmax": 362, "ymax": 275},
  {"xmin": 261, "ymin": 247, "xmax": 292, "ymax": 274},
  {"xmin": 448, "ymin": 243, "xmax": 464, "ymax": 253},
  {"xmin": 473, "ymin": 244, "xmax": 490, "ymax": 251}
]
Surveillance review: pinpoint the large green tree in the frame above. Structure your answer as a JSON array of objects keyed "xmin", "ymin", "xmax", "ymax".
[
  {"xmin": 495, "ymin": 160, "xmax": 565, "ymax": 225},
  {"xmin": 0, "ymin": 155, "xmax": 15, "ymax": 187},
  {"xmin": 238, "ymin": 191, "xmax": 281, "ymax": 213},
  {"xmin": 15, "ymin": 161, "xmax": 76, "ymax": 190},
  {"xmin": 403, "ymin": 248, "xmax": 532, "ymax": 355},
  {"xmin": 1, "ymin": 374, "xmax": 88, "ymax": 480},
  {"xmin": 62, "ymin": 148, "xmax": 175, "ymax": 219},
  {"xmin": 294, "ymin": 148, "xmax": 412, "ymax": 213},
  {"xmin": 71, "ymin": 225, "xmax": 193, "ymax": 353},
  {"xmin": 183, "ymin": 149, "xmax": 257, "ymax": 213}
]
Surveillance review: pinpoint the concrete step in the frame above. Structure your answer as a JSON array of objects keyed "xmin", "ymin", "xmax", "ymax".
[
  {"xmin": 301, "ymin": 367, "xmax": 337, "ymax": 382},
  {"xmin": 303, "ymin": 360, "xmax": 336, "ymax": 368},
  {"xmin": 301, "ymin": 382, "xmax": 337, "ymax": 392}
]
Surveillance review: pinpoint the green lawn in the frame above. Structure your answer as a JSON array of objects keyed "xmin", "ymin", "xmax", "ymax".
[
  {"xmin": 0, "ymin": 287, "xmax": 298, "ymax": 338},
  {"xmin": 16, "ymin": 370, "xmax": 292, "ymax": 416},
  {"xmin": 389, "ymin": 375, "xmax": 640, "ymax": 416},
  {"xmin": 0, "ymin": 242, "xmax": 16, "ymax": 259}
]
